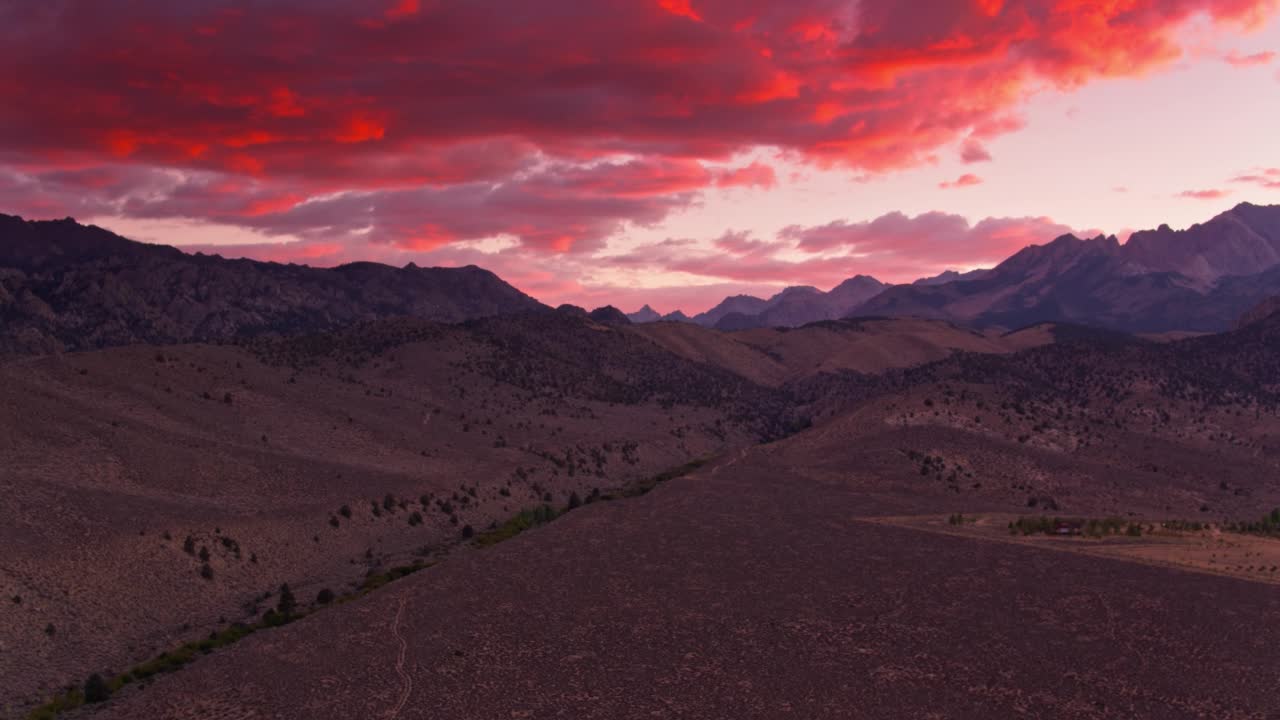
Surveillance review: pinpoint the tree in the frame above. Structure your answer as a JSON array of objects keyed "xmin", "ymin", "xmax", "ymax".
[
  {"xmin": 568, "ymin": 492, "xmax": 582, "ymax": 510},
  {"xmin": 316, "ymin": 588, "xmax": 335, "ymax": 605},
  {"xmin": 84, "ymin": 673, "xmax": 111, "ymax": 703},
  {"xmin": 277, "ymin": 583, "xmax": 298, "ymax": 619}
]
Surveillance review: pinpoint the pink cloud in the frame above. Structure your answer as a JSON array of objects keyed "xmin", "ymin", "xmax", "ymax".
[
  {"xmin": 940, "ymin": 173, "xmax": 984, "ymax": 189},
  {"xmin": 1230, "ymin": 168, "xmax": 1280, "ymax": 188},
  {"xmin": 780, "ymin": 211, "xmax": 1080, "ymax": 268},
  {"xmin": 960, "ymin": 139, "xmax": 993, "ymax": 164},
  {"xmin": 715, "ymin": 162, "xmax": 778, "ymax": 189},
  {"xmin": 1177, "ymin": 188, "xmax": 1232, "ymax": 199},
  {"xmin": 1223, "ymin": 49, "xmax": 1277, "ymax": 66}
]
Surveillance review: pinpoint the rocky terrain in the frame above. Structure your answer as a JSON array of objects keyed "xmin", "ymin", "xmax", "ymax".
[
  {"xmin": 0, "ymin": 311, "xmax": 806, "ymax": 714},
  {"xmin": 6, "ymin": 301, "xmax": 1280, "ymax": 718},
  {"xmin": 56, "ymin": 308, "xmax": 1280, "ymax": 720},
  {"xmin": 0, "ymin": 215, "xmax": 545, "ymax": 354}
]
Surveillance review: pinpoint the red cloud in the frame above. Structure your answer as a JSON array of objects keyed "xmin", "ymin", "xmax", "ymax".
[
  {"xmin": 386, "ymin": 0, "xmax": 421, "ymax": 19},
  {"xmin": 1177, "ymin": 189, "xmax": 1232, "ymax": 199},
  {"xmin": 657, "ymin": 0, "xmax": 702, "ymax": 22},
  {"xmin": 0, "ymin": 0, "xmax": 1274, "ymax": 258},
  {"xmin": 940, "ymin": 173, "xmax": 984, "ymax": 189},
  {"xmin": 715, "ymin": 162, "xmax": 778, "ymax": 189}
]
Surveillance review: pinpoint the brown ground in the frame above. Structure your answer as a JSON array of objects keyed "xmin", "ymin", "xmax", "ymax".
[
  {"xmin": 870, "ymin": 514, "xmax": 1280, "ymax": 585},
  {"xmin": 631, "ymin": 317, "xmax": 1043, "ymax": 386},
  {"xmin": 7, "ymin": 314, "xmax": 1280, "ymax": 719},
  {"xmin": 0, "ymin": 316, "xmax": 779, "ymax": 713},
  {"xmin": 84, "ymin": 434, "xmax": 1280, "ymax": 720}
]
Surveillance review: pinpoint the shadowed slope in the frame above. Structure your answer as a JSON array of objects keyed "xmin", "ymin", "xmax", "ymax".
[{"xmin": 0, "ymin": 214, "xmax": 546, "ymax": 354}]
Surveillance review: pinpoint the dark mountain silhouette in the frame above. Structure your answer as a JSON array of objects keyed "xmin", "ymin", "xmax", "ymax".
[
  {"xmin": 588, "ymin": 305, "xmax": 631, "ymax": 326},
  {"xmin": 756, "ymin": 276, "xmax": 886, "ymax": 328},
  {"xmin": 0, "ymin": 214, "xmax": 546, "ymax": 353},
  {"xmin": 555, "ymin": 304, "xmax": 590, "ymax": 318},
  {"xmin": 662, "ymin": 310, "xmax": 692, "ymax": 323},
  {"xmin": 626, "ymin": 304, "xmax": 662, "ymax": 323},
  {"xmin": 913, "ymin": 268, "xmax": 990, "ymax": 286},
  {"xmin": 854, "ymin": 203, "xmax": 1280, "ymax": 333},
  {"xmin": 691, "ymin": 294, "xmax": 770, "ymax": 327},
  {"xmin": 1238, "ymin": 296, "xmax": 1280, "ymax": 328},
  {"xmin": 693, "ymin": 278, "xmax": 888, "ymax": 330}
]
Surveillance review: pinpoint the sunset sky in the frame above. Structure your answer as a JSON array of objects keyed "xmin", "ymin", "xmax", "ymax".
[{"xmin": 2, "ymin": 0, "xmax": 1279, "ymax": 313}]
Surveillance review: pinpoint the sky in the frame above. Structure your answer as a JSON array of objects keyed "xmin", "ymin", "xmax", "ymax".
[{"xmin": 2, "ymin": 0, "xmax": 1279, "ymax": 314}]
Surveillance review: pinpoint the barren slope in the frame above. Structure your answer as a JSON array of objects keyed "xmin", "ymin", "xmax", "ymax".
[
  {"xmin": 0, "ymin": 314, "xmax": 797, "ymax": 713},
  {"xmin": 631, "ymin": 317, "xmax": 1043, "ymax": 386},
  {"xmin": 84, "ymin": 428, "xmax": 1280, "ymax": 720}
]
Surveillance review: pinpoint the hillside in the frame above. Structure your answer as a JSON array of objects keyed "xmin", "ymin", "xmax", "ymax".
[
  {"xmin": 0, "ymin": 215, "xmax": 546, "ymax": 354},
  {"xmin": 0, "ymin": 312, "xmax": 803, "ymax": 711},
  {"xmin": 631, "ymin": 316, "xmax": 1043, "ymax": 386},
  {"xmin": 68, "ymin": 313, "xmax": 1280, "ymax": 720}
]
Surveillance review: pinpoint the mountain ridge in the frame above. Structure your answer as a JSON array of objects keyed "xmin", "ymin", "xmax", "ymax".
[{"xmin": 0, "ymin": 213, "xmax": 547, "ymax": 353}]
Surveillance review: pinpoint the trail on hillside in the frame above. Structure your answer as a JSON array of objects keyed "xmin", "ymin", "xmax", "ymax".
[{"xmin": 386, "ymin": 595, "xmax": 413, "ymax": 719}]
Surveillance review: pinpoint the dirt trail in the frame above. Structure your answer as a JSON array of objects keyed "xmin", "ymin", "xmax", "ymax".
[{"xmin": 385, "ymin": 595, "xmax": 413, "ymax": 719}]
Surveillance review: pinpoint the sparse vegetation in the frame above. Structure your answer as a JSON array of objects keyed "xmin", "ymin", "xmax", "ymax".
[
  {"xmin": 1008, "ymin": 516, "xmax": 1138, "ymax": 538},
  {"xmin": 1224, "ymin": 508, "xmax": 1280, "ymax": 538}
]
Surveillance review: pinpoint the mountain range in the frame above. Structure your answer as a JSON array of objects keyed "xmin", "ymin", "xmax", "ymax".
[
  {"xmin": 3, "ymin": 203, "xmax": 1280, "ymax": 356},
  {"xmin": 630, "ymin": 202, "xmax": 1280, "ymax": 334}
]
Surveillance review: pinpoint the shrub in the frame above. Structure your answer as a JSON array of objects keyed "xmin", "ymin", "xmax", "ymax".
[
  {"xmin": 277, "ymin": 583, "xmax": 298, "ymax": 619},
  {"xmin": 316, "ymin": 588, "xmax": 335, "ymax": 605},
  {"xmin": 84, "ymin": 673, "xmax": 110, "ymax": 703},
  {"xmin": 408, "ymin": 511, "xmax": 423, "ymax": 526},
  {"xmin": 339, "ymin": 504, "xmax": 352, "ymax": 519},
  {"xmin": 200, "ymin": 563, "xmax": 214, "ymax": 580},
  {"xmin": 461, "ymin": 525, "xmax": 474, "ymax": 539},
  {"xmin": 568, "ymin": 492, "xmax": 582, "ymax": 510}
]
